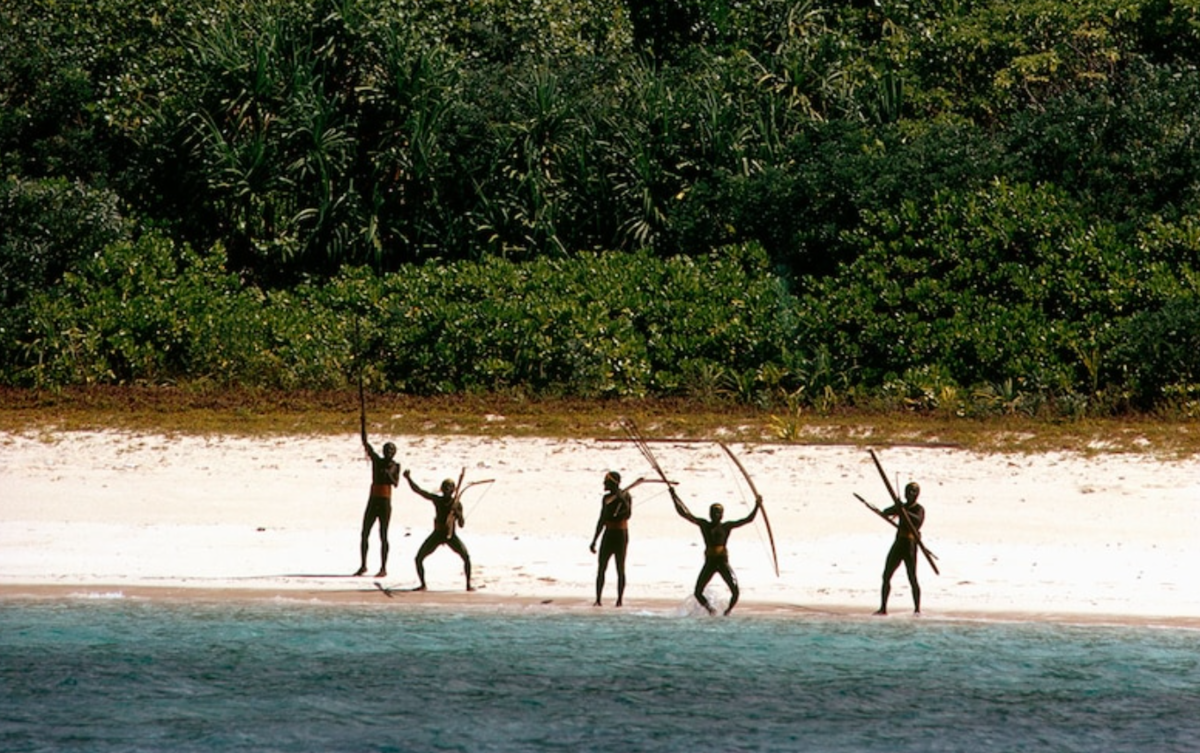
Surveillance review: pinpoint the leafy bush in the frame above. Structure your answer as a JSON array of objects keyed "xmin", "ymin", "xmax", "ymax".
[
  {"xmin": 13, "ymin": 240, "xmax": 801, "ymax": 400},
  {"xmin": 0, "ymin": 178, "xmax": 128, "ymax": 311},
  {"xmin": 797, "ymin": 180, "xmax": 1151, "ymax": 394},
  {"xmin": 1113, "ymin": 298, "xmax": 1200, "ymax": 408}
]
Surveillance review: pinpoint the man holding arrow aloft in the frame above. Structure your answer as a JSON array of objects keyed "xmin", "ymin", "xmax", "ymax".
[
  {"xmin": 351, "ymin": 318, "xmax": 400, "ymax": 579},
  {"xmin": 354, "ymin": 422, "xmax": 400, "ymax": 578}
]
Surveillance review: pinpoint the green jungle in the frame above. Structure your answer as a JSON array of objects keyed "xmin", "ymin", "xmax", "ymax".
[{"xmin": 5, "ymin": 0, "xmax": 1200, "ymax": 440}]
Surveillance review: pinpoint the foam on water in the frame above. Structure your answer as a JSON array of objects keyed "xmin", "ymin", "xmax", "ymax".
[{"xmin": 2, "ymin": 600, "xmax": 1198, "ymax": 752}]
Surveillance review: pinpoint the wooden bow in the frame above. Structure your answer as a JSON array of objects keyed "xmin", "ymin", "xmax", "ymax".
[
  {"xmin": 718, "ymin": 442, "xmax": 779, "ymax": 578},
  {"xmin": 868, "ymin": 449, "xmax": 940, "ymax": 575}
]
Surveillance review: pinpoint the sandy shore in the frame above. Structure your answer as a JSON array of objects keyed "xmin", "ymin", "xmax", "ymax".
[{"xmin": 2, "ymin": 429, "xmax": 1198, "ymax": 627}]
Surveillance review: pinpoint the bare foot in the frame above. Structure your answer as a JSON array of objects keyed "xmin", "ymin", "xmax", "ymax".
[
  {"xmin": 375, "ymin": 569, "xmax": 387, "ymax": 578},
  {"xmin": 593, "ymin": 600, "xmax": 602, "ymax": 607},
  {"xmin": 466, "ymin": 585, "xmax": 476, "ymax": 592},
  {"xmin": 873, "ymin": 609, "xmax": 888, "ymax": 616},
  {"xmin": 615, "ymin": 600, "xmax": 623, "ymax": 608},
  {"xmin": 353, "ymin": 567, "xmax": 367, "ymax": 577},
  {"xmin": 412, "ymin": 584, "xmax": 427, "ymax": 591}
]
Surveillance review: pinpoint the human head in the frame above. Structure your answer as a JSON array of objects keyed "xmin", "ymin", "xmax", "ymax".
[
  {"xmin": 441, "ymin": 479, "xmax": 456, "ymax": 496},
  {"xmin": 709, "ymin": 503, "xmax": 724, "ymax": 522},
  {"xmin": 904, "ymin": 481, "xmax": 920, "ymax": 503},
  {"xmin": 604, "ymin": 471, "xmax": 621, "ymax": 491},
  {"xmin": 382, "ymin": 442, "xmax": 397, "ymax": 459}
]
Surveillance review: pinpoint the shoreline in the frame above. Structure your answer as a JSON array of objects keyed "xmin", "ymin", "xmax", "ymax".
[{"xmin": 4, "ymin": 583, "xmax": 1199, "ymax": 631}]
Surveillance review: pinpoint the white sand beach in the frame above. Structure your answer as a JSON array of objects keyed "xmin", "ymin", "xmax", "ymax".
[{"xmin": 2, "ymin": 428, "xmax": 1198, "ymax": 626}]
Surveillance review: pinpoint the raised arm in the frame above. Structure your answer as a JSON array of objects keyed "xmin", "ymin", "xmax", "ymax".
[
  {"xmin": 670, "ymin": 487, "xmax": 700, "ymax": 525},
  {"xmin": 727, "ymin": 495, "xmax": 763, "ymax": 529},
  {"xmin": 403, "ymin": 470, "xmax": 438, "ymax": 502}
]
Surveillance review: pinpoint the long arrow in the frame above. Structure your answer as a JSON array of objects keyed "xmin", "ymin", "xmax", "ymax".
[
  {"xmin": 718, "ymin": 442, "xmax": 779, "ymax": 578},
  {"xmin": 620, "ymin": 419, "xmax": 673, "ymax": 488},
  {"xmin": 867, "ymin": 449, "xmax": 940, "ymax": 575},
  {"xmin": 853, "ymin": 492, "xmax": 898, "ymax": 529},
  {"xmin": 853, "ymin": 492, "xmax": 935, "ymax": 549},
  {"xmin": 353, "ymin": 317, "xmax": 368, "ymax": 436}
]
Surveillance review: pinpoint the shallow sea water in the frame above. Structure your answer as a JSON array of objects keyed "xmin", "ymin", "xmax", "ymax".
[{"xmin": 2, "ymin": 598, "xmax": 1198, "ymax": 752}]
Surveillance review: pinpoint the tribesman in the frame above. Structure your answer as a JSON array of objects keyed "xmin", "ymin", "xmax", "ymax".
[
  {"xmin": 875, "ymin": 481, "xmax": 926, "ymax": 615},
  {"xmin": 589, "ymin": 471, "xmax": 632, "ymax": 607},
  {"xmin": 404, "ymin": 470, "xmax": 473, "ymax": 591},
  {"xmin": 354, "ymin": 425, "xmax": 399, "ymax": 578},
  {"xmin": 670, "ymin": 486, "xmax": 761, "ymax": 615}
]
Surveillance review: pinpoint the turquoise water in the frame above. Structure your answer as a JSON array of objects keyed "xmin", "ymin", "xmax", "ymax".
[{"xmin": 2, "ymin": 599, "xmax": 1198, "ymax": 752}]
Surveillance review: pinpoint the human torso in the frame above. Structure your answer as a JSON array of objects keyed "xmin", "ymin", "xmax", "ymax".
[
  {"xmin": 369, "ymin": 455, "xmax": 400, "ymax": 498},
  {"xmin": 601, "ymin": 490, "xmax": 632, "ymax": 530},
  {"xmin": 888, "ymin": 502, "xmax": 924, "ymax": 540},
  {"xmin": 431, "ymin": 493, "xmax": 461, "ymax": 534},
  {"xmin": 700, "ymin": 521, "xmax": 732, "ymax": 559}
]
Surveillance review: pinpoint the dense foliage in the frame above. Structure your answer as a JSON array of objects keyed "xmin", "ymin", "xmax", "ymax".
[{"xmin": 4, "ymin": 0, "xmax": 1200, "ymax": 416}]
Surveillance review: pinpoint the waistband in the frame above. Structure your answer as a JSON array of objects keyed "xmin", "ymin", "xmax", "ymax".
[
  {"xmin": 369, "ymin": 483, "xmax": 393, "ymax": 499},
  {"xmin": 604, "ymin": 520, "xmax": 629, "ymax": 530}
]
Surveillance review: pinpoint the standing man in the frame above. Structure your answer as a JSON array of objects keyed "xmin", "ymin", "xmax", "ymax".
[
  {"xmin": 670, "ymin": 487, "xmax": 761, "ymax": 615},
  {"xmin": 875, "ymin": 481, "xmax": 926, "ymax": 615},
  {"xmin": 590, "ymin": 471, "xmax": 632, "ymax": 607},
  {"xmin": 404, "ymin": 470, "xmax": 473, "ymax": 591},
  {"xmin": 354, "ymin": 426, "xmax": 400, "ymax": 578}
]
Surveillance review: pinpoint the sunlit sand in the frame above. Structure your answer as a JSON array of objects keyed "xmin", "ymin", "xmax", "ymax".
[{"xmin": 3, "ymin": 430, "xmax": 1198, "ymax": 628}]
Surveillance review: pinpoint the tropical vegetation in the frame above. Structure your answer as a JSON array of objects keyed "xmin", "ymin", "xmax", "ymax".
[{"xmin": 4, "ymin": 0, "xmax": 1200, "ymax": 420}]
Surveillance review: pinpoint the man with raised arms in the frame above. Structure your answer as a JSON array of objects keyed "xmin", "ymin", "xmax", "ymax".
[
  {"xmin": 590, "ymin": 471, "xmax": 633, "ymax": 607},
  {"xmin": 404, "ymin": 470, "xmax": 473, "ymax": 592},
  {"xmin": 670, "ymin": 487, "xmax": 761, "ymax": 615}
]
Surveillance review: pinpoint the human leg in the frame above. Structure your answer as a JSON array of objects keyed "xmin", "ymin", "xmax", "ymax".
[
  {"xmin": 693, "ymin": 560, "xmax": 718, "ymax": 614},
  {"xmin": 413, "ymin": 532, "xmax": 441, "ymax": 590},
  {"xmin": 717, "ymin": 563, "xmax": 739, "ymax": 615},
  {"xmin": 356, "ymin": 502, "xmax": 378, "ymax": 576},
  {"xmin": 613, "ymin": 532, "xmax": 628, "ymax": 607},
  {"xmin": 903, "ymin": 547, "xmax": 921, "ymax": 613},
  {"xmin": 594, "ymin": 547, "xmax": 612, "ymax": 606},
  {"xmin": 876, "ymin": 543, "xmax": 904, "ymax": 615},
  {"xmin": 376, "ymin": 502, "xmax": 392, "ymax": 578},
  {"xmin": 447, "ymin": 535, "xmax": 473, "ymax": 591}
]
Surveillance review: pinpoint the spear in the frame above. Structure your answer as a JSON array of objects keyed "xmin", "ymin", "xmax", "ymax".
[{"xmin": 867, "ymin": 449, "xmax": 940, "ymax": 575}]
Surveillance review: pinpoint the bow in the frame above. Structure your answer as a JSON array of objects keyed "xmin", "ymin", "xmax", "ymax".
[
  {"xmin": 868, "ymin": 449, "xmax": 939, "ymax": 575},
  {"xmin": 718, "ymin": 442, "xmax": 779, "ymax": 578}
]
